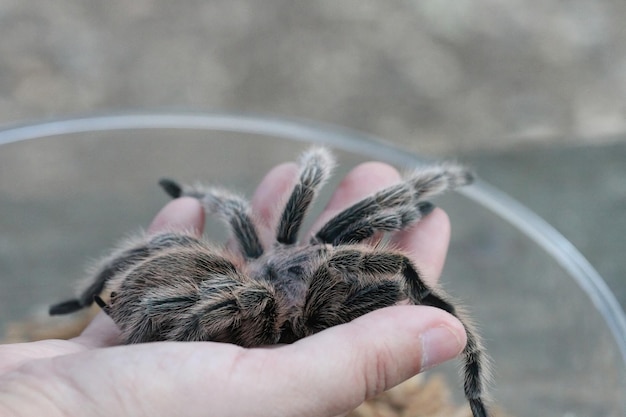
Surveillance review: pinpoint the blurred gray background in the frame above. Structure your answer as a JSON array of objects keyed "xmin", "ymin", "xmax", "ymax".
[
  {"xmin": 1, "ymin": 0, "xmax": 624, "ymax": 303},
  {"xmin": 1, "ymin": 1, "xmax": 626, "ymax": 415},
  {"xmin": 0, "ymin": 1, "xmax": 625, "ymax": 152}
]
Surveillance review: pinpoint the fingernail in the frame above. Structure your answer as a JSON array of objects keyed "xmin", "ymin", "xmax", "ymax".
[{"xmin": 420, "ymin": 324, "xmax": 465, "ymax": 371}]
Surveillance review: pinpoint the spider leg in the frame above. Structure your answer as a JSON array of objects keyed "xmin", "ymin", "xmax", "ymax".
[
  {"xmin": 298, "ymin": 264, "xmax": 403, "ymax": 337},
  {"xmin": 390, "ymin": 252, "xmax": 489, "ymax": 417},
  {"xmin": 160, "ymin": 179, "xmax": 263, "ymax": 259},
  {"xmin": 325, "ymin": 202, "xmax": 435, "ymax": 245},
  {"xmin": 167, "ymin": 278, "xmax": 283, "ymax": 347},
  {"xmin": 419, "ymin": 291, "xmax": 489, "ymax": 417},
  {"xmin": 111, "ymin": 246, "xmax": 283, "ymax": 346},
  {"xmin": 314, "ymin": 182, "xmax": 413, "ymax": 244},
  {"xmin": 314, "ymin": 163, "xmax": 472, "ymax": 245},
  {"xmin": 276, "ymin": 147, "xmax": 334, "ymax": 245},
  {"xmin": 49, "ymin": 232, "xmax": 201, "ymax": 315},
  {"xmin": 315, "ymin": 247, "xmax": 489, "ymax": 417}
]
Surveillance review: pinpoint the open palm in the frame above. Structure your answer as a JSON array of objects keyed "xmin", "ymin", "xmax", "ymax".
[{"xmin": 0, "ymin": 162, "xmax": 465, "ymax": 417}]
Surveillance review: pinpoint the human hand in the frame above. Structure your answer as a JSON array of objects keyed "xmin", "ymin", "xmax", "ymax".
[{"xmin": 0, "ymin": 161, "xmax": 466, "ymax": 417}]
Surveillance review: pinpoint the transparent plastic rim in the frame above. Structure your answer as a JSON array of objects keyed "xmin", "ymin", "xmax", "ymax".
[{"xmin": 2, "ymin": 112, "xmax": 625, "ymax": 363}]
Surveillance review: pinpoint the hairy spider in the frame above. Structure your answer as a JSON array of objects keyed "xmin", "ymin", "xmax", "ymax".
[{"xmin": 50, "ymin": 147, "xmax": 489, "ymax": 417}]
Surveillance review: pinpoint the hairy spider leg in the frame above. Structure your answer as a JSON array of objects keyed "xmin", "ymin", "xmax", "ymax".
[
  {"xmin": 49, "ymin": 233, "xmax": 201, "ymax": 315},
  {"xmin": 295, "ymin": 247, "xmax": 424, "ymax": 338},
  {"xmin": 160, "ymin": 179, "xmax": 264, "ymax": 259},
  {"xmin": 109, "ymin": 246, "xmax": 237, "ymax": 343},
  {"xmin": 297, "ymin": 260, "xmax": 404, "ymax": 338},
  {"xmin": 108, "ymin": 245, "xmax": 283, "ymax": 346},
  {"xmin": 276, "ymin": 147, "xmax": 334, "ymax": 245},
  {"xmin": 314, "ymin": 164, "xmax": 473, "ymax": 245},
  {"xmin": 398, "ymin": 254, "xmax": 489, "ymax": 417},
  {"xmin": 304, "ymin": 247, "xmax": 489, "ymax": 417},
  {"xmin": 405, "ymin": 163, "xmax": 474, "ymax": 200},
  {"xmin": 326, "ymin": 203, "xmax": 439, "ymax": 245},
  {"xmin": 315, "ymin": 182, "xmax": 415, "ymax": 244},
  {"xmin": 167, "ymin": 276, "xmax": 282, "ymax": 347}
]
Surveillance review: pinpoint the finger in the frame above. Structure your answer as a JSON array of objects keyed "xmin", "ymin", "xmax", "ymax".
[
  {"xmin": 147, "ymin": 197, "xmax": 205, "ymax": 237},
  {"xmin": 308, "ymin": 161, "xmax": 402, "ymax": 238},
  {"xmin": 22, "ymin": 306, "xmax": 466, "ymax": 417},
  {"xmin": 0, "ymin": 339, "xmax": 94, "ymax": 374},
  {"xmin": 249, "ymin": 162, "xmax": 299, "ymax": 247},
  {"xmin": 241, "ymin": 306, "xmax": 467, "ymax": 417},
  {"xmin": 74, "ymin": 198, "xmax": 205, "ymax": 348},
  {"xmin": 71, "ymin": 311, "xmax": 121, "ymax": 349},
  {"xmin": 389, "ymin": 208, "xmax": 451, "ymax": 286}
]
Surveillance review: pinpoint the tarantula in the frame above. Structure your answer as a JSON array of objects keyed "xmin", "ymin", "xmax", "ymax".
[{"xmin": 50, "ymin": 147, "xmax": 489, "ymax": 417}]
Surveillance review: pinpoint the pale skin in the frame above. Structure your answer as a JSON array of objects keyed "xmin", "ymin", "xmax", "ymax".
[{"xmin": 0, "ymin": 162, "xmax": 466, "ymax": 417}]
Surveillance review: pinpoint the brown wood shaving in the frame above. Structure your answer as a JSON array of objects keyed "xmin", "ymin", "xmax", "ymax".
[
  {"xmin": 349, "ymin": 374, "xmax": 472, "ymax": 417},
  {"xmin": 3, "ymin": 306, "xmax": 98, "ymax": 343}
]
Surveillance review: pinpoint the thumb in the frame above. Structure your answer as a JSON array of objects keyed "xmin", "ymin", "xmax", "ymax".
[{"xmin": 246, "ymin": 305, "xmax": 467, "ymax": 417}]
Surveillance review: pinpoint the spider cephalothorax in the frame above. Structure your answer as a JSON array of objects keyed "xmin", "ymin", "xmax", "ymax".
[{"xmin": 50, "ymin": 147, "xmax": 490, "ymax": 417}]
